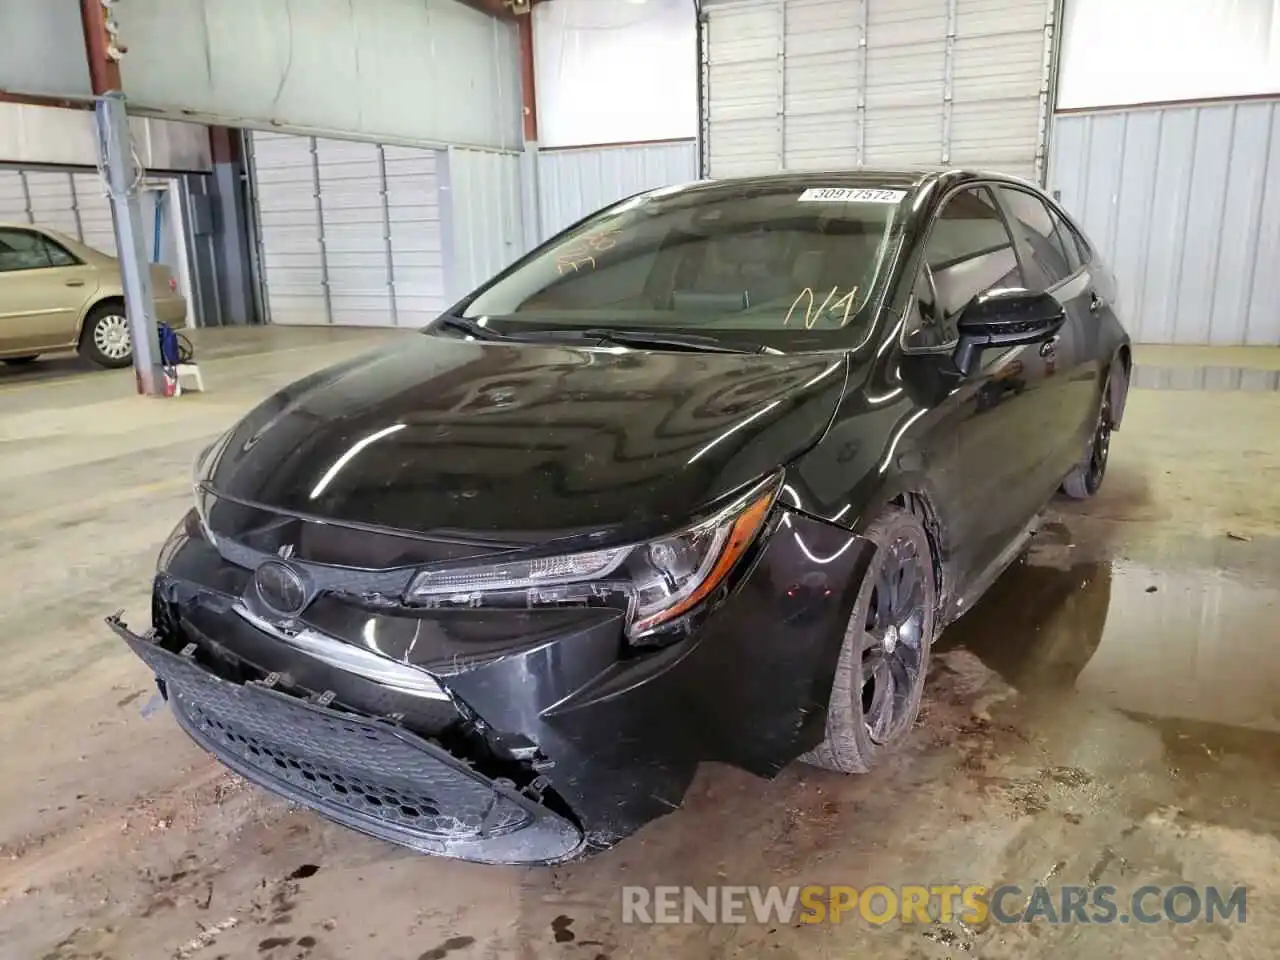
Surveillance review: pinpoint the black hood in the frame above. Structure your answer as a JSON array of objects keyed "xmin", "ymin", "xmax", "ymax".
[{"xmin": 205, "ymin": 334, "xmax": 846, "ymax": 541}]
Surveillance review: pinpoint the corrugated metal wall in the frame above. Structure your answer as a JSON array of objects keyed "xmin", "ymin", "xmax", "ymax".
[
  {"xmin": 440, "ymin": 148, "xmax": 525, "ymax": 301},
  {"xmin": 535, "ymin": 141, "xmax": 698, "ymax": 239},
  {"xmin": 702, "ymin": 0, "xmax": 1055, "ymax": 179},
  {"xmin": 1049, "ymin": 98, "xmax": 1280, "ymax": 345}
]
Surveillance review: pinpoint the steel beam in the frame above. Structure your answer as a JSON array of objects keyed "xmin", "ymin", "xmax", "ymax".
[
  {"xmin": 95, "ymin": 92, "xmax": 164, "ymax": 394},
  {"xmin": 81, "ymin": 0, "xmax": 165, "ymax": 395}
]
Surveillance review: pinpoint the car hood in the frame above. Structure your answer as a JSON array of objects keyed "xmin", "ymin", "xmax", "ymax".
[{"xmin": 205, "ymin": 334, "xmax": 846, "ymax": 542}]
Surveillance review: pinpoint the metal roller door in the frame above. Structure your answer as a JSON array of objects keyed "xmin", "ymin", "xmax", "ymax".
[
  {"xmin": 0, "ymin": 170, "xmax": 119, "ymax": 255},
  {"xmin": 702, "ymin": 0, "xmax": 1056, "ymax": 180},
  {"xmin": 250, "ymin": 132, "xmax": 447, "ymax": 327}
]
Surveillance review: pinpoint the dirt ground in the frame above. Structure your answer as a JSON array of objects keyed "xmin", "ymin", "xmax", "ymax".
[{"xmin": 1, "ymin": 331, "xmax": 1277, "ymax": 960}]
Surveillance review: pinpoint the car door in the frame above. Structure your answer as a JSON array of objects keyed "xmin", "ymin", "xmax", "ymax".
[
  {"xmin": 0, "ymin": 228, "xmax": 99, "ymax": 354},
  {"xmin": 899, "ymin": 185, "xmax": 1056, "ymax": 597},
  {"xmin": 994, "ymin": 187, "xmax": 1099, "ymax": 483}
]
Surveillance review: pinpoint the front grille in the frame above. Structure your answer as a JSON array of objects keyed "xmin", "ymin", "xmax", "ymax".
[
  {"xmin": 178, "ymin": 691, "xmax": 529, "ymax": 840},
  {"xmin": 113, "ymin": 622, "xmax": 556, "ymax": 850}
]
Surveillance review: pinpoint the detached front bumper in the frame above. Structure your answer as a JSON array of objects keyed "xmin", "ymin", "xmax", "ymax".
[{"xmin": 109, "ymin": 616, "xmax": 584, "ymax": 863}]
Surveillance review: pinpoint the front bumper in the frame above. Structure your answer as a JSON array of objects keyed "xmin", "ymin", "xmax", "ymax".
[
  {"xmin": 109, "ymin": 616, "xmax": 583, "ymax": 863},
  {"xmin": 115, "ymin": 505, "xmax": 873, "ymax": 862}
]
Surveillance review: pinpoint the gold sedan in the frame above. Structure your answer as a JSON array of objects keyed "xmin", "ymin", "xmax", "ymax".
[{"xmin": 0, "ymin": 222, "xmax": 187, "ymax": 369}]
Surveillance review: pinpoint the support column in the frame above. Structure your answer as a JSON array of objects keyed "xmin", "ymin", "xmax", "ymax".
[
  {"xmin": 209, "ymin": 127, "xmax": 256, "ymax": 326},
  {"xmin": 82, "ymin": 0, "xmax": 165, "ymax": 396},
  {"xmin": 95, "ymin": 91, "xmax": 163, "ymax": 395},
  {"xmin": 517, "ymin": 10, "xmax": 543, "ymax": 251}
]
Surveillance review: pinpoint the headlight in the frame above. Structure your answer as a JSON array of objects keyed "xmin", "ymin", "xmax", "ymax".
[{"xmin": 405, "ymin": 474, "xmax": 781, "ymax": 639}]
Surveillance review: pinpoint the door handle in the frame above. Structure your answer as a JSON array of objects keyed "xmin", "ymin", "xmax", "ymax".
[
  {"xmin": 1039, "ymin": 334, "xmax": 1060, "ymax": 358},
  {"xmin": 65, "ymin": 279, "xmax": 85, "ymax": 287},
  {"xmin": 1089, "ymin": 291, "xmax": 1106, "ymax": 313}
]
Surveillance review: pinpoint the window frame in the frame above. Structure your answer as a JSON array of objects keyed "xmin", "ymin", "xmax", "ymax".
[
  {"xmin": 0, "ymin": 227, "xmax": 82, "ymax": 274},
  {"xmin": 1051, "ymin": 205, "xmax": 1093, "ymax": 267},
  {"xmin": 993, "ymin": 185, "xmax": 1083, "ymax": 292},
  {"xmin": 898, "ymin": 181, "xmax": 1027, "ymax": 355}
]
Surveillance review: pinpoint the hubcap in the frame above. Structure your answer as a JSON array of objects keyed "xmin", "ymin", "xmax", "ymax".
[
  {"xmin": 94, "ymin": 314, "xmax": 132, "ymax": 360},
  {"xmin": 860, "ymin": 535, "xmax": 928, "ymax": 744}
]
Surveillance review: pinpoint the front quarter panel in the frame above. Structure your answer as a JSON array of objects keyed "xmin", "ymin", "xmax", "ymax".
[{"xmin": 440, "ymin": 506, "xmax": 875, "ymax": 844}]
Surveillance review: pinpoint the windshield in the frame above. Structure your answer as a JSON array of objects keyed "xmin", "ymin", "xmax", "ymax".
[{"xmin": 459, "ymin": 183, "xmax": 906, "ymax": 346}]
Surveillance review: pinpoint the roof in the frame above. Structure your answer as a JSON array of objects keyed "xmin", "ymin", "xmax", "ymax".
[{"xmin": 645, "ymin": 167, "xmax": 1038, "ymax": 204}]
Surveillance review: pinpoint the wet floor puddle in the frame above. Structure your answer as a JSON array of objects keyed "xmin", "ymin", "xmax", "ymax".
[
  {"xmin": 935, "ymin": 522, "xmax": 1280, "ymax": 832},
  {"xmin": 940, "ymin": 524, "xmax": 1280, "ymax": 732}
]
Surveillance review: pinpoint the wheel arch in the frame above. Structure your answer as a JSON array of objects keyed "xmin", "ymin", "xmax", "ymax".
[
  {"xmin": 76, "ymin": 295, "xmax": 126, "ymax": 346},
  {"xmin": 847, "ymin": 473, "xmax": 952, "ymax": 622},
  {"xmin": 1110, "ymin": 343, "xmax": 1132, "ymax": 428},
  {"xmin": 888, "ymin": 489, "xmax": 948, "ymax": 618}
]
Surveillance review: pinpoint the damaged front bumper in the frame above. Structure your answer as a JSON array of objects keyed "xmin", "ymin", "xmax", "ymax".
[
  {"xmin": 112, "ymin": 505, "xmax": 874, "ymax": 862},
  {"xmin": 108, "ymin": 616, "xmax": 584, "ymax": 864}
]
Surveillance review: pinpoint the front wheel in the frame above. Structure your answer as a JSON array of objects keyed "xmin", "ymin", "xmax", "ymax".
[
  {"xmin": 79, "ymin": 303, "xmax": 134, "ymax": 369},
  {"xmin": 801, "ymin": 507, "xmax": 937, "ymax": 774}
]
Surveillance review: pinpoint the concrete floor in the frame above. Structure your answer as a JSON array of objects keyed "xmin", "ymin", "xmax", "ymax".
[{"xmin": 0, "ymin": 329, "xmax": 1277, "ymax": 960}]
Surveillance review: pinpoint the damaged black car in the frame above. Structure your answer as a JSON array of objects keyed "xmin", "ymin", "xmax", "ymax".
[{"xmin": 111, "ymin": 169, "xmax": 1131, "ymax": 864}]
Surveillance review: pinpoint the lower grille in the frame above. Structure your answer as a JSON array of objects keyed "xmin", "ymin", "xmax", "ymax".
[
  {"xmin": 178, "ymin": 692, "xmax": 528, "ymax": 840},
  {"xmin": 109, "ymin": 617, "xmax": 583, "ymax": 863}
]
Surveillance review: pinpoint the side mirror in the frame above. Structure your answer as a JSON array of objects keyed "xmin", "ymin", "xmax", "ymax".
[{"xmin": 952, "ymin": 288, "xmax": 1066, "ymax": 376}]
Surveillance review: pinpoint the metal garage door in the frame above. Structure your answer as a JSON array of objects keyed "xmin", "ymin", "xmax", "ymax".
[
  {"xmin": 0, "ymin": 169, "xmax": 119, "ymax": 255},
  {"xmin": 249, "ymin": 132, "xmax": 447, "ymax": 327},
  {"xmin": 702, "ymin": 0, "xmax": 1056, "ymax": 180}
]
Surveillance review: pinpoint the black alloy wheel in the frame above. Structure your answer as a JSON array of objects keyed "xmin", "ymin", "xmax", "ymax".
[
  {"xmin": 1062, "ymin": 381, "xmax": 1113, "ymax": 500},
  {"xmin": 802, "ymin": 507, "xmax": 936, "ymax": 774}
]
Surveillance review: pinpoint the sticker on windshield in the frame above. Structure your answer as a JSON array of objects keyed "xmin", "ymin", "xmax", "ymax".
[{"xmin": 798, "ymin": 187, "xmax": 906, "ymax": 204}]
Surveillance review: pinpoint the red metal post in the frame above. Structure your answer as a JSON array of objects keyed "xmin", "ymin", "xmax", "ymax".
[{"xmin": 80, "ymin": 0, "xmax": 123, "ymax": 94}]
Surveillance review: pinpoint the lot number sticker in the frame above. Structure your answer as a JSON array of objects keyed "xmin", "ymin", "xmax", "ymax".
[{"xmin": 798, "ymin": 187, "xmax": 906, "ymax": 203}]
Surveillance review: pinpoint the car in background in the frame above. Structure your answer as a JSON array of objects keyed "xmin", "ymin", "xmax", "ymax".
[
  {"xmin": 0, "ymin": 222, "xmax": 186, "ymax": 369},
  {"xmin": 111, "ymin": 169, "xmax": 1131, "ymax": 864}
]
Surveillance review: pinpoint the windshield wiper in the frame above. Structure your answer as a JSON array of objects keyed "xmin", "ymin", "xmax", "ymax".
[
  {"xmin": 511, "ymin": 327, "xmax": 762, "ymax": 354},
  {"xmin": 435, "ymin": 315, "xmax": 515, "ymax": 342}
]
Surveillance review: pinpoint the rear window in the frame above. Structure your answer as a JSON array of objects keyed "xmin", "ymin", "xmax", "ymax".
[{"xmin": 461, "ymin": 184, "xmax": 906, "ymax": 340}]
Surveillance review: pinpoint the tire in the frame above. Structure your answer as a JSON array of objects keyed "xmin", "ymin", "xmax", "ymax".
[
  {"xmin": 801, "ymin": 506, "xmax": 937, "ymax": 774},
  {"xmin": 1061, "ymin": 375, "xmax": 1114, "ymax": 500},
  {"xmin": 2, "ymin": 356, "xmax": 39, "ymax": 366},
  {"xmin": 79, "ymin": 302, "xmax": 134, "ymax": 369}
]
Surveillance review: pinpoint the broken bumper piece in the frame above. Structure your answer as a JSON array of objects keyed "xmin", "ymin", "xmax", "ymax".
[{"xmin": 108, "ymin": 616, "xmax": 584, "ymax": 864}]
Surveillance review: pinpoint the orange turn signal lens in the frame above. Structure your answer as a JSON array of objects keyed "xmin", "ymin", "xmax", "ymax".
[{"xmin": 628, "ymin": 480, "xmax": 778, "ymax": 636}]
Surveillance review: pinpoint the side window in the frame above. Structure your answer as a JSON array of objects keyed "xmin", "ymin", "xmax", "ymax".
[
  {"xmin": 904, "ymin": 187, "xmax": 1023, "ymax": 351},
  {"xmin": 998, "ymin": 188, "xmax": 1075, "ymax": 289},
  {"xmin": 42, "ymin": 237, "xmax": 78, "ymax": 268},
  {"xmin": 0, "ymin": 229, "xmax": 53, "ymax": 273},
  {"xmin": 1043, "ymin": 203, "xmax": 1088, "ymax": 273},
  {"xmin": 1058, "ymin": 215, "xmax": 1091, "ymax": 270},
  {"xmin": 0, "ymin": 229, "xmax": 77, "ymax": 273}
]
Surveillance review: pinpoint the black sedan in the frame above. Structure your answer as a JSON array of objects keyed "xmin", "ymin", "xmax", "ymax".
[{"xmin": 110, "ymin": 169, "xmax": 1130, "ymax": 864}]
